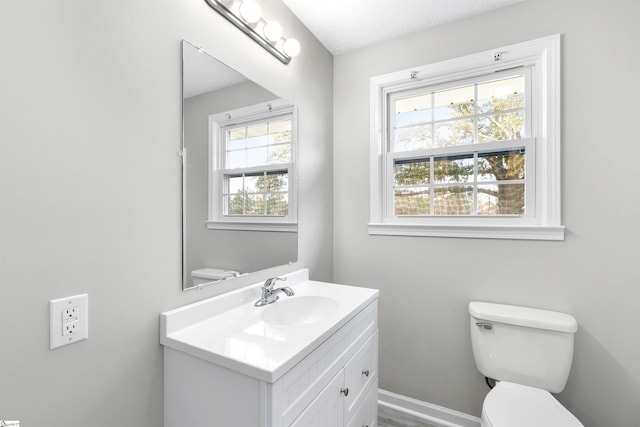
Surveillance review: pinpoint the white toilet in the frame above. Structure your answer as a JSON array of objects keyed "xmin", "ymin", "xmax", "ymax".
[
  {"xmin": 469, "ymin": 301, "xmax": 584, "ymax": 427},
  {"xmin": 191, "ymin": 268, "xmax": 240, "ymax": 286}
]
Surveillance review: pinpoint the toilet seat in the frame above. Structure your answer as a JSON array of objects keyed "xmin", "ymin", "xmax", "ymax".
[{"xmin": 482, "ymin": 382, "xmax": 583, "ymax": 427}]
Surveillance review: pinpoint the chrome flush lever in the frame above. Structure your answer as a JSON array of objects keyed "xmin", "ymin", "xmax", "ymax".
[{"xmin": 476, "ymin": 321, "xmax": 493, "ymax": 330}]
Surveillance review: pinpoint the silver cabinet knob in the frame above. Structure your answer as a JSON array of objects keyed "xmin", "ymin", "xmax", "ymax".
[
  {"xmin": 362, "ymin": 369, "xmax": 370, "ymax": 377},
  {"xmin": 340, "ymin": 387, "xmax": 349, "ymax": 397}
]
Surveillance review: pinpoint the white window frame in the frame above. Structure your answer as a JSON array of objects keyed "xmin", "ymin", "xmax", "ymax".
[
  {"xmin": 369, "ymin": 35, "xmax": 564, "ymax": 240},
  {"xmin": 207, "ymin": 100, "xmax": 297, "ymax": 232}
]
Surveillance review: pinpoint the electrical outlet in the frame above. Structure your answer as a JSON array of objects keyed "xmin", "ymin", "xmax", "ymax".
[
  {"xmin": 63, "ymin": 306, "xmax": 78, "ymax": 321},
  {"xmin": 62, "ymin": 320, "xmax": 78, "ymax": 336},
  {"xmin": 50, "ymin": 294, "xmax": 88, "ymax": 350}
]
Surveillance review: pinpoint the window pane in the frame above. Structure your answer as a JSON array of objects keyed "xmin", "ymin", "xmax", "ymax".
[
  {"xmin": 477, "ymin": 76, "xmax": 525, "ymax": 114},
  {"xmin": 394, "ymin": 124, "xmax": 433, "ymax": 151},
  {"xmin": 229, "ymin": 128, "xmax": 246, "ymax": 141},
  {"xmin": 227, "ymin": 137, "xmax": 247, "ymax": 151},
  {"xmin": 247, "ymin": 123, "xmax": 267, "ymax": 138},
  {"xmin": 394, "ymin": 188, "xmax": 430, "ymax": 216},
  {"xmin": 394, "ymin": 159, "xmax": 430, "ymax": 186},
  {"xmin": 226, "ymin": 194, "xmax": 244, "ymax": 215},
  {"xmin": 227, "ymin": 175, "xmax": 244, "ymax": 194},
  {"xmin": 243, "ymin": 174, "xmax": 260, "ymax": 193},
  {"xmin": 434, "ymin": 85, "xmax": 474, "ymax": 120},
  {"xmin": 267, "ymin": 193, "xmax": 288, "ymax": 216},
  {"xmin": 245, "ymin": 134, "xmax": 268, "ymax": 149},
  {"xmin": 227, "ymin": 150, "xmax": 246, "ymax": 169},
  {"xmin": 478, "ymin": 112, "xmax": 525, "ymax": 142},
  {"xmin": 434, "ymin": 155, "xmax": 474, "ymax": 183},
  {"xmin": 477, "ymin": 184, "xmax": 525, "ymax": 215},
  {"xmin": 245, "ymin": 194, "xmax": 264, "ymax": 215},
  {"xmin": 434, "ymin": 118, "xmax": 475, "ymax": 147},
  {"xmin": 433, "ymin": 186, "xmax": 473, "ymax": 215},
  {"xmin": 269, "ymin": 120, "xmax": 292, "ymax": 143},
  {"xmin": 266, "ymin": 171, "xmax": 288, "ymax": 192},
  {"xmin": 478, "ymin": 150, "xmax": 525, "ymax": 181},
  {"xmin": 245, "ymin": 147, "xmax": 268, "ymax": 167},
  {"xmin": 268, "ymin": 144, "xmax": 291, "ymax": 164},
  {"xmin": 394, "ymin": 94, "xmax": 432, "ymax": 127}
]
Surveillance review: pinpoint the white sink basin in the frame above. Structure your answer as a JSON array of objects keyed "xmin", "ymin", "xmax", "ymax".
[
  {"xmin": 260, "ymin": 295, "xmax": 339, "ymax": 326},
  {"xmin": 160, "ymin": 269, "xmax": 379, "ymax": 382}
]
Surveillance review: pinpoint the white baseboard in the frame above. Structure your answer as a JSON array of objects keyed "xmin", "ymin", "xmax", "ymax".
[{"xmin": 378, "ymin": 389, "xmax": 481, "ymax": 427}]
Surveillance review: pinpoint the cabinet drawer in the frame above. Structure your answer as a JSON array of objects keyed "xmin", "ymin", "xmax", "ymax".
[
  {"xmin": 344, "ymin": 330, "xmax": 378, "ymax": 423},
  {"xmin": 346, "ymin": 378, "xmax": 378, "ymax": 427}
]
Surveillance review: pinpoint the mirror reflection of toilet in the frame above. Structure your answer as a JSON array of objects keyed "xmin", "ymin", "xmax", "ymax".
[
  {"xmin": 191, "ymin": 268, "xmax": 240, "ymax": 286},
  {"xmin": 469, "ymin": 302, "xmax": 584, "ymax": 427}
]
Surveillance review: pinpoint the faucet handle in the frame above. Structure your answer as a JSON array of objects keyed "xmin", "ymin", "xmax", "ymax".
[{"xmin": 264, "ymin": 276, "xmax": 286, "ymax": 289}]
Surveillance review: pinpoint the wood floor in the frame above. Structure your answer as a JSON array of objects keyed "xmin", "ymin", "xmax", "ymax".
[{"xmin": 378, "ymin": 405, "xmax": 446, "ymax": 427}]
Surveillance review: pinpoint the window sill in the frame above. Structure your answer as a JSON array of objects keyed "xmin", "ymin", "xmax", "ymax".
[
  {"xmin": 206, "ymin": 221, "xmax": 297, "ymax": 233},
  {"xmin": 367, "ymin": 223, "xmax": 565, "ymax": 241}
]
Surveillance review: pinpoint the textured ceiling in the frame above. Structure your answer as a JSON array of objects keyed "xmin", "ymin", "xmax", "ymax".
[{"xmin": 282, "ymin": 0, "xmax": 524, "ymax": 55}]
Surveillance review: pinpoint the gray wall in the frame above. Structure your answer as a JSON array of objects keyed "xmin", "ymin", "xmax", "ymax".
[
  {"xmin": 183, "ymin": 83, "xmax": 297, "ymax": 283},
  {"xmin": 0, "ymin": 0, "xmax": 333, "ymax": 425},
  {"xmin": 333, "ymin": 1, "xmax": 640, "ymax": 426}
]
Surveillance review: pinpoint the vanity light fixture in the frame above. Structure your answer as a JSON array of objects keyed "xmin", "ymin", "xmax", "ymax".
[{"xmin": 204, "ymin": 0, "xmax": 301, "ymax": 64}]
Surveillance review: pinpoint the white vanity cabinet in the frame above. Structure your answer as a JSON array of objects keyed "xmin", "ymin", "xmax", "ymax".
[
  {"xmin": 288, "ymin": 331, "xmax": 379, "ymax": 427},
  {"xmin": 272, "ymin": 305, "xmax": 378, "ymax": 427},
  {"xmin": 162, "ymin": 271, "xmax": 379, "ymax": 427}
]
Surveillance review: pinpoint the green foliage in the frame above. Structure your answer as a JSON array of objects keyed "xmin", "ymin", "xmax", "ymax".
[{"xmin": 394, "ymin": 161, "xmax": 430, "ymax": 185}]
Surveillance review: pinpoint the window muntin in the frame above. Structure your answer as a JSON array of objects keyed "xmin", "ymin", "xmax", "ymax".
[
  {"xmin": 221, "ymin": 115, "xmax": 293, "ymax": 218},
  {"xmin": 387, "ymin": 71, "xmax": 531, "ymax": 219}
]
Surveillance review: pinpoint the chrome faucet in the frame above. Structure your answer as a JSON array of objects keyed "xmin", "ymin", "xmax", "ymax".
[{"xmin": 255, "ymin": 276, "xmax": 295, "ymax": 307}]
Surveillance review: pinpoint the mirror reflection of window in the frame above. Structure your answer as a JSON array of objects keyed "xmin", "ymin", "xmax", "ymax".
[{"xmin": 222, "ymin": 114, "xmax": 294, "ymax": 218}]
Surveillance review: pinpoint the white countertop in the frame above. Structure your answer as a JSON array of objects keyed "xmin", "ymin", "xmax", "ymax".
[{"xmin": 160, "ymin": 269, "xmax": 379, "ymax": 383}]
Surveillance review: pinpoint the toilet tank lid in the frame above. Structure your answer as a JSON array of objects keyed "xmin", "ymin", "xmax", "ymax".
[
  {"xmin": 191, "ymin": 268, "xmax": 239, "ymax": 279},
  {"xmin": 469, "ymin": 302, "xmax": 577, "ymax": 333}
]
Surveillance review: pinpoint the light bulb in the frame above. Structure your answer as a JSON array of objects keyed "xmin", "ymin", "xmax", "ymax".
[
  {"xmin": 239, "ymin": 0, "xmax": 261, "ymax": 24},
  {"xmin": 263, "ymin": 21, "xmax": 283, "ymax": 42},
  {"xmin": 283, "ymin": 38, "xmax": 301, "ymax": 57}
]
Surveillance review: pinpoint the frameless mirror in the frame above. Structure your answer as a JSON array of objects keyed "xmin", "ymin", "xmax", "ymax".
[{"xmin": 182, "ymin": 40, "xmax": 298, "ymax": 290}]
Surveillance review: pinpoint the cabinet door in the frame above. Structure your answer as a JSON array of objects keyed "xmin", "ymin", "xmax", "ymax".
[
  {"xmin": 289, "ymin": 370, "xmax": 345, "ymax": 427},
  {"xmin": 344, "ymin": 331, "xmax": 378, "ymax": 423},
  {"xmin": 346, "ymin": 379, "xmax": 378, "ymax": 427}
]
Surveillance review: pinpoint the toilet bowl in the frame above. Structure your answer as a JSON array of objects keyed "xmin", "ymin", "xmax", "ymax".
[
  {"xmin": 481, "ymin": 381, "xmax": 582, "ymax": 427},
  {"xmin": 469, "ymin": 302, "xmax": 583, "ymax": 427}
]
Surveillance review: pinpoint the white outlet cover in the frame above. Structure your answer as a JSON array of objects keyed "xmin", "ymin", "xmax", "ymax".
[{"xmin": 50, "ymin": 293, "xmax": 88, "ymax": 350}]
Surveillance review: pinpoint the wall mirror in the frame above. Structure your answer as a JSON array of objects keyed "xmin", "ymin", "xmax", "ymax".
[{"xmin": 182, "ymin": 40, "xmax": 298, "ymax": 290}]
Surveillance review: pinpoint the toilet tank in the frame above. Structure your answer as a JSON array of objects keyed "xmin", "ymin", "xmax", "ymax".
[{"xmin": 469, "ymin": 302, "xmax": 578, "ymax": 393}]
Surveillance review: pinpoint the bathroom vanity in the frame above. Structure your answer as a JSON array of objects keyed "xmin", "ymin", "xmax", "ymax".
[{"xmin": 161, "ymin": 269, "xmax": 379, "ymax": 427}]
